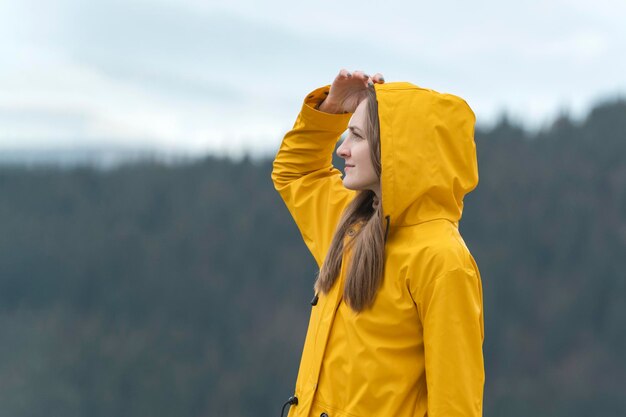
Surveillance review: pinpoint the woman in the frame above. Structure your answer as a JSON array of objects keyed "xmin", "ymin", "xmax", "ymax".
[{"xmin": 272, "ymin": 69, "xmax": 485, "ymax": 417}]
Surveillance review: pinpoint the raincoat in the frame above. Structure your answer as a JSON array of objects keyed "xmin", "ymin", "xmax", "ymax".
[{"xmin": 271, "ymin": 81, "xmax": 485, "ymax": 417}]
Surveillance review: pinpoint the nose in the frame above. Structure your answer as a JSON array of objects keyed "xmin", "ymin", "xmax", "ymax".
[{"xmin": 336, "ymin": 140, "xmax": 350, "ymax": 159}]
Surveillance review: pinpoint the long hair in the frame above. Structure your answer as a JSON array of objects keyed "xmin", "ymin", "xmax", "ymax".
[{"xmin": 313, "ymin": 86, "xmax": 385, "ymax": 313}]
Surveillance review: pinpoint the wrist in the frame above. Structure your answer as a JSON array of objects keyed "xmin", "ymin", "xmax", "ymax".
[{"xmin": 317, "ymin": 99, "xmax": 345, "ymax": 114}]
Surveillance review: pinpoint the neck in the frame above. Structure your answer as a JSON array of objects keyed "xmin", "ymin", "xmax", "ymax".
[
  {"xmin": 372, "ymin": 185, "xmax": 381, "ymax": 207},
  {"xmin": 372, "ymin": 193, "xmax": 380, "ymax": 211}
]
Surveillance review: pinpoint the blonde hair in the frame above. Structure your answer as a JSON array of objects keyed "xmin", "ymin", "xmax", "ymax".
[{"xmin": 313, "ymin": 86, "xmax": 385, "ymax": 313}]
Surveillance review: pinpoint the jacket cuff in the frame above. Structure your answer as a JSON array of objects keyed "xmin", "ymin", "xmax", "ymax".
[{"xmin": 300, "ymin": 85, "xmax": 353, "ymax": 132}]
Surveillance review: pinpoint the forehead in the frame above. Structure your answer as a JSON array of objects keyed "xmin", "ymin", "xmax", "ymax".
[{"xmin": 349, "ymin": 99, "xmax": 368, "ymax": 126}]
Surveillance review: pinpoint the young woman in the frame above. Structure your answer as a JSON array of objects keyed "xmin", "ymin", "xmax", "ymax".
[{"xmin": 272, "ymin": 69, "xmax": 485, "ymax": 417}]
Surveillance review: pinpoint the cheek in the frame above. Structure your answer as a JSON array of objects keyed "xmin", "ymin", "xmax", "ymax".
[
  {"xmin": 357, "ymin": 145, "xmax": 374, "ymax": 171},
  {"xmin": 355, "ymin": 142, "xmax": 371, "ymax": 163}
]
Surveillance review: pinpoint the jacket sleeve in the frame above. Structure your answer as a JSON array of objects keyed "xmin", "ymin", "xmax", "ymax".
[
  {"xmin": 271, "ymin": 85, "xmax": 356, "ymax": 267},
  {"xmin": 420, "ymin": 267, "xmax": 485, "ymax": 417}
]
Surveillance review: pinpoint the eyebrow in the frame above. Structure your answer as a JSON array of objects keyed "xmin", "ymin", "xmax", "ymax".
[{"xmin": 348, "ymin": 126, "xmax": 364, "ymax": 137}]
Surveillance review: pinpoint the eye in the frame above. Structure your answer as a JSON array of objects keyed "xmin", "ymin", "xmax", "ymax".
[{"xmin": 351, "ymin": 132, "xmax": 364, "ymax": 141}]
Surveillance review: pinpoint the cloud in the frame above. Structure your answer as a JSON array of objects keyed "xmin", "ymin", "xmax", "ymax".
[{"xmin": 1, "ymin": 0, "xmax": 625, "ymax": 159}]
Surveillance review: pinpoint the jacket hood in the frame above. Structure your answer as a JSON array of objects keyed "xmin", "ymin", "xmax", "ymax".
[{"xmin": 374, "ymin": 82, "xmax": 478, "ymax": 228}]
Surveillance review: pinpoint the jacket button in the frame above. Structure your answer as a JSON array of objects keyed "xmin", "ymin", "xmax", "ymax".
[{"xmin": 320, "ymin": 413, "xmax": 329, "ymax": 417}]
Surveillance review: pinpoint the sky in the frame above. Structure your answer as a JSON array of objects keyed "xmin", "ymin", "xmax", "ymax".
[{"xmin": 1, "ymin": 0, "xmax": 625, "ymax": 162}]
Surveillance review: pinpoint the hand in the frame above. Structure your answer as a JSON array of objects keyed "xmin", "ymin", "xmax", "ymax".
[{"xmin": 317, "ymin": 69, "xmax": 385, "ymax": 114}]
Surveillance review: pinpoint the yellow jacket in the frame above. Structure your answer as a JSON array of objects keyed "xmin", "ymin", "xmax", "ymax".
[{"xmin": 272, "ymin": 82, "xmax": 485, "ymax": 417}]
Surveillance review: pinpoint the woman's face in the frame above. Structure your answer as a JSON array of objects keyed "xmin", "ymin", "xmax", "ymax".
[{"xmin": 336, "ymin": 99, "xmax": 380, "ymax": 196}]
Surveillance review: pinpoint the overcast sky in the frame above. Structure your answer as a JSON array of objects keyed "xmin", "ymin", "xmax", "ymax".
[{"xmin": 1, "ymin": 0, "xmax": 625, "ymax": 161}]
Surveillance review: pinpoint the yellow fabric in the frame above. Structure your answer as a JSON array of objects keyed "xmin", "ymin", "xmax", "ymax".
[{"xmin": 272, "ymin": 82, "xmax": 485, "ymax": 417}]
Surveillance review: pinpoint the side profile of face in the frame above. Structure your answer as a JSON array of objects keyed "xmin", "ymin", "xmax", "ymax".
[{"xmin": 336, "ymin": 98, "xmax": 380, "ymax": 198}]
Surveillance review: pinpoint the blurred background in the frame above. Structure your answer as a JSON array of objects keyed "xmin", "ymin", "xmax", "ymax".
[{"xmin": 1, "ymin": 0, "xmax": 625, "ymax": 416}]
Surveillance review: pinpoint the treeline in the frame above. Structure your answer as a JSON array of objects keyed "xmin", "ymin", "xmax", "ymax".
[{"xmin": 0, "ymin": 97, "xmax": 624, "ymax": 417}]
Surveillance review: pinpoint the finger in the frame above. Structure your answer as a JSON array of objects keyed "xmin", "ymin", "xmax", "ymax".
[
  {"xmin": 373, "ymin": 73, "xmax": 385, "ymax": 83},
  {"xmin": 353, "ymin": 70, "xmax": 368, "ymax": 80},
  {"xmin": 339, "ymin": 68, "xmax": 352, "ymax": 78}
]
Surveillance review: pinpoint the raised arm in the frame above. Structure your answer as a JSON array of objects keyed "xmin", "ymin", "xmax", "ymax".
[
  {"xmin": 272, "ymin": 70, "xmax": 385, "ymax": 267},
  {"xmin": 271, "ymin": 84, "xmax": 355, "ymax": 267}
]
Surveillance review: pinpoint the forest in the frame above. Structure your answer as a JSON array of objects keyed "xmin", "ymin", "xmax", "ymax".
[{"xmin": 0, "ymin": 97, "xmax": 625, "ymax": 417}]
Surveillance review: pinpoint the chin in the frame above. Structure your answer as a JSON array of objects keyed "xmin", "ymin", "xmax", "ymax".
[{"xmin": 342, "ymin": 180, "xmax": 365, "ymax": 191}]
